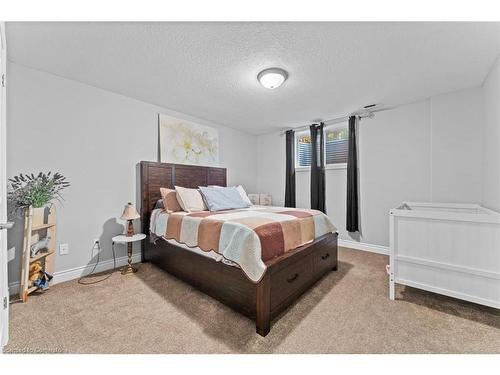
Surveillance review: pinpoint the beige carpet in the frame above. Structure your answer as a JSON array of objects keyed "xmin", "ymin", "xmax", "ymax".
[{"xmin": 5, "ymin": 247, "xmax": 500, "ymax": 354}]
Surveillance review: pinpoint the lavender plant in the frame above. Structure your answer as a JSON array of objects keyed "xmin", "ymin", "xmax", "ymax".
[{"xmin": 8, "ymin": 172, "xmax": 70, "ymax": 212}]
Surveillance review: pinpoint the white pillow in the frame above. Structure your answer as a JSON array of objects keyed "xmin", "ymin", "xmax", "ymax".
[
  {"xmin": 208, "ymin": 185, "xmax": 253, "ymax": 206},
  {"xmin": 175, "ymin": 186, "xmax": 207, "ymax": 212},
  {"xmin": 236, "ymin": 185, "xmax": 253, "ymax": 206}
]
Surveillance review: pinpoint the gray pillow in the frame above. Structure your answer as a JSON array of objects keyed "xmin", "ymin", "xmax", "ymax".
[
  {"xmin": 154, "ymin": 199, "xmax": 164, "ymax": 210},
  {"xmin": 198, "ymin": 186, "xmax": 250, "ymax": 212}
]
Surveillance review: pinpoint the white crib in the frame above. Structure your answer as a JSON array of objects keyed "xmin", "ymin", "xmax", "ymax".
[{"xmin": 389, "ymin": 202, "xmax": 500, "ymax": 308}]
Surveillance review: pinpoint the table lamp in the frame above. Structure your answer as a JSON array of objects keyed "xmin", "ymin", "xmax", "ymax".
[{"xmin": 121, "ymin": 202, "xmax": 140, "ymax": 237}]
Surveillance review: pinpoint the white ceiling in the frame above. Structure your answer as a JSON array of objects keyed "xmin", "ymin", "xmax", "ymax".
[{"xmin": 6, "ymin": 22, "xmax": 500, "ymax": 134}]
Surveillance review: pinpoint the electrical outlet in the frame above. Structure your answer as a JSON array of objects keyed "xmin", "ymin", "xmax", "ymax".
[
  {"xmin": 93, "ymin": 239, "xmax": 100, "ymax": 253},
  {"xmin": 59, "ymin": 243, "xmax": 69, "ymax": 255}
]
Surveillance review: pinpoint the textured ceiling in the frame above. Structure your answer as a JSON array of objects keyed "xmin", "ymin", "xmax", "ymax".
[{"xmin": 6, "ymin": 22, "xmax": 500, "ymax": 134}]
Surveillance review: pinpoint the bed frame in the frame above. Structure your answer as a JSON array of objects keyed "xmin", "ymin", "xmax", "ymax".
[{"xmin": 140, "ymin": 161, "xmax": 338, "ymax": 336}]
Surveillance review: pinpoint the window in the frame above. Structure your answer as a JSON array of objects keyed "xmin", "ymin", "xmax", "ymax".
[
  {"xmin": 325, "ymin": 127, "xmax": 348, "ymax": 165},
  {"xmin": 295, "ymin": 125, "xmax": 348, "ymax": 169},
  {"xmin": 296, "ymin": 132, "xmax": 312, "ymax": 167}
]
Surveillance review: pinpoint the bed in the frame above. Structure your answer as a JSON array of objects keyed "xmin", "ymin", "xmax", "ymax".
[{"xmin": 139, "ymin": 161, "xmax": 338, "ymax": 336}]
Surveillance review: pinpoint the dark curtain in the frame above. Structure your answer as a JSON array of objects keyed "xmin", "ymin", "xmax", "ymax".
[
  {"xmin": 346, "ymin": 115, "xmax": 359, "ymax": 232},
  {"xmin": 284, "ymin": 130, "xmax": 296, "ymax": 207},
  {"xmin": 310, "ymin": 123, "xmax": 326, "ymax": 213}
]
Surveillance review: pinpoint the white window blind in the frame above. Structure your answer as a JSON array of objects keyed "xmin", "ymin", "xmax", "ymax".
[
  {"xmin": 297, "ymin": 132, "xmax": 312, "ymax": 167},
  {"xmin": 325, "ymin": 127, "xmax": 348, "ymax": 165}
]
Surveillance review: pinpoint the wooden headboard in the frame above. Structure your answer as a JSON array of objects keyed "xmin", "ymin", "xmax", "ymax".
[{"xmin": 139, "ymin": 161, "xmax": 227, "ymax": 235}]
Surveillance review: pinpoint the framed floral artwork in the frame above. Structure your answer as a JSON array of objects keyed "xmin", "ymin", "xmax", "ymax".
[{"xmin": 159, "ymin": 114, "xmax": 219, "ymax": 166}]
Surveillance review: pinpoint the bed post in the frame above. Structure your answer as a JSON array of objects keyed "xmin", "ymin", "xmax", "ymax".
[
  {"xmin": 332, "ymin": 232, "xmax": 338, "ymax": 271},
  {"xmin": 255, "ymin": 271, "xmax": 271, "ymax": 337},
  {"xmin": 139, "ymin": 161, "xmax": 149, "ymax": 263}
]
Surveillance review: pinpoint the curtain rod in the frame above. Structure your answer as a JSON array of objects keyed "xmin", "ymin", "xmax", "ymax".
[{"xmin": 279, "ymin": 106, "xmax": 394, "ymax": 135}]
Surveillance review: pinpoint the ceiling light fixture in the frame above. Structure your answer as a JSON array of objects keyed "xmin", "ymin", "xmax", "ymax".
[{"xmin": 257, "ymin": 68, "xmax": 288, "ymax": 89}]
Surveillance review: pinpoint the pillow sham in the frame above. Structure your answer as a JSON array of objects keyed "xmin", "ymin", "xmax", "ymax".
[
  {"xmin": 175, "ymin": 186, "xmax": 207, "ymax": 212},
  {"xmin": 208, "ymin": 184, "xmax": 253, "ymax": 206},
  {"xmin": 160, "ymin": 187, "xmax": 183, "ymax": 213},
  {"xmin": 199, "ymin": 186, "xmax": 250, "ymax": 212}
]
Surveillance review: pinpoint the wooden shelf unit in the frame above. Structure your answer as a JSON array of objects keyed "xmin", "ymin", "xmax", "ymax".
[
  {"xmin": 32, "ymin": 223, "xmax": 56, "ymax": 231},
  {"xmin": 19, "ymin": 205, "xmax": 57, "ymax": 302},
  {"xmin": 29, "ymin": 249, "xmax": 55, "ymax": 263}
]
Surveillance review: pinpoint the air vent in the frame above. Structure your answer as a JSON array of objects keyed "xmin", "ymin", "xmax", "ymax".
[{"xmin": 354, "ymin": 103, "xmax": 384, "ymax": 114}]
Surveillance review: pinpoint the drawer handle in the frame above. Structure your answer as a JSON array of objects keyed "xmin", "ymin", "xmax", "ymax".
[
  {"xmin": 286, "ymin": 273, "xmax": 299, "ymax": 283},
  {"xmin": 321, "ymin": 253, "xmax": 330, "ymax": 260}
]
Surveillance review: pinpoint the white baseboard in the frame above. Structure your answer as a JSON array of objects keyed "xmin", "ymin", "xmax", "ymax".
[
  {"xmin": 8, "ymin": 282, "xmax": 20, "ymax": 296},
  {"xmin": 8, "ymin": 253, "xmax": 141, "ymax": 296},
  {"xmin": 338, "ymin": 239, "xmax": 389, "ymax": 255}
]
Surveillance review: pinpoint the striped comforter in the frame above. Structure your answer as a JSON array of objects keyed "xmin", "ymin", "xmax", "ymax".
[{"xmin": 150, "ymin": 206, "xmax": 336, "ymax": 282}]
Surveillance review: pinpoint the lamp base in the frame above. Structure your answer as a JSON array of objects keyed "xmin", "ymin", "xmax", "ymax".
[
  {"xmin": 126, "ymin": 220, "xmax": 135, "ymax": 237},
  {"xmin": 121, "ymin": 264, "xmax": 138, "ymax": 275},
  {"xmin": 121, "ymin": 242, "xmax": 138, "ymax": 275}
]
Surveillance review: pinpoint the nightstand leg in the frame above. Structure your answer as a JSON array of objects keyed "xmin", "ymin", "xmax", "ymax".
[{"xmin": 121, "ymin": 242, "xmax": 138, "ymax": 275}]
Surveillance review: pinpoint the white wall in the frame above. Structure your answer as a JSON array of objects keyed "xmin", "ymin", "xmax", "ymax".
[
  {"xmin": 257, "ymin": 86, "xmax": 484, "ymax": 248},
  {"xmin": 482, "ymin": 56, "xmax": 500, "ymax": 211},
  {"xmin": 7, "ymin": 63, "xmax": 258, "ymax": 285},
  {"xmin": 431, "ymin": 88, "xmax": 483, "ymax": 202}
]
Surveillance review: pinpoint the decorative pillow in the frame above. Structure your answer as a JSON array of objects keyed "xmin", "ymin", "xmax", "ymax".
[
  {"xmin": 160, "ymin": 187, "xmax": 183, "ymax": 213},
  {"xmin": 154, "ymin": 199, "xmax": 165, "ymax": 210},
  {"xmin": 175, "ymin": 186, "xmax": 207, "ymax": 212},
  {"xmin": 208, "ymin": 185, "xmax": 253, "ymax": 206},
  {"xmin": 198, "ymin": 186, "xmax": 250, "ymax": 212}
]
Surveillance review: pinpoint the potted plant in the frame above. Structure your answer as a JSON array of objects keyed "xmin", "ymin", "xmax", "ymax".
[{"xmin": 8, "ymin": 172, "xmax": 70, "ymax": 224}]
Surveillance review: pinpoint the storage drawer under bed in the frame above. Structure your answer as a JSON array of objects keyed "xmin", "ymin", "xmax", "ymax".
[
  {"xmin": 270, "ymin": 256, "xmax": 313, "ymax": 310},
  {"xmin": 269, "ymin": 235, "xmax": 338, "ymax": 313},
  {"xmin": 312, "ymin": 246, "xmax": 337, "ymax": 275}
]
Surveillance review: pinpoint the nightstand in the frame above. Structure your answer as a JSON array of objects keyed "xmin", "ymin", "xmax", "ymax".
[{"xmin": 112, "ymin": 233, "xmax": 146, "ymax": 275}]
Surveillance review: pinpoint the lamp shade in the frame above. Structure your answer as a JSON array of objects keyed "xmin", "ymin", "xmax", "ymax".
[{"xmin": 121, "ymin": 202, "xmax": 140, "ymax": 221}]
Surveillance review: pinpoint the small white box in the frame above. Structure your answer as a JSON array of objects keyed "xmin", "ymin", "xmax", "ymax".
[
  {"xmin": 248, "ymin": 194, "xmax": 260, "ymax": 205},
  {"xmin": 259, "ymin": 194, "xmax": 272, "ymax": 206}
]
